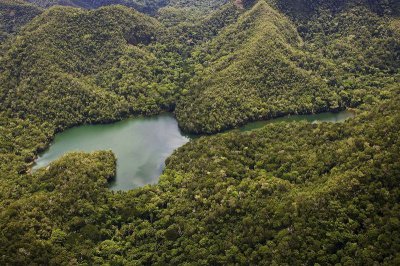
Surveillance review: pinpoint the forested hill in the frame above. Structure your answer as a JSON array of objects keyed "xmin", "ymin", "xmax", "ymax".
[
  {"xmin": 1, "ymin": 0, "xmax": 398, "ymax": 133},
  {"xmin": 175, "ymin": 0, "xmax": 400, "ymax": 133},
  {"xmin": 0, "ymin": 5, "xmax": 174, "ymax": 129},
  {"xmin": 0, "ymin": 0, "xmax": 399, "ymax": 264},
  {"xmin": 175, "ymin": 0, "xmax": 334, "ymax": 133}
]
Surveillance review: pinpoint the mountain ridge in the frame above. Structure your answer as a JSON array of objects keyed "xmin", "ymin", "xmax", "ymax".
[
  {"xmin": 175, "ymin": 0, "xmax": 340, "ymax": 133},
  {"xmin": 0, "ymin": 0, "xmax": 399, "ymax": 264}
]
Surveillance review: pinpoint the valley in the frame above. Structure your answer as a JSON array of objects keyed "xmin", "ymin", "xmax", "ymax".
[
  {"xmin": 33, "ymin": 110, "xmax": 353, "ymax": 191},
  {"xmin": 0, "ymin": 0, "xmax": 399, "ymax": 264}
]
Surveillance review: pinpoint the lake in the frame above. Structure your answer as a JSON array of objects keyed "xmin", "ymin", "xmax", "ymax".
[
  {"xmin": 33, "ymin": 114, "xmax": 190, "ymax": 191},
  {"xmin": 34, "ymin": 110, "xmax": 354, "ymax": 190}
]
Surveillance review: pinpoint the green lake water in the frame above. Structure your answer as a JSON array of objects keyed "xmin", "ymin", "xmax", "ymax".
[
  {"xmin": 33, "ymin": 114, "xmax": 190, "ymax": 191},
  {"xmin": 34, "ymin": 111, "xmax": 354, "ymax": 191}
]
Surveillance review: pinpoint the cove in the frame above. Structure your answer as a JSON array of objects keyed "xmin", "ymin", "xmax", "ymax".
[
  {"xmin": 33, "ymin": 110, "xmax": 354, "ymax": 191},
  {"xmin": 33, "ymin": 114, "xmax": 190, "ymax": 191}
]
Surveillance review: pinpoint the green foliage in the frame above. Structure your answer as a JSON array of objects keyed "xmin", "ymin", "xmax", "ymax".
[
  {"xmin": 174, "ymin": 0, "xmax": 399, "ymax": 133},
  {"xmin": 298, "ymin": 6, "xmax": 400, "ymax": 74},
  {"xmin": 1, "ymin": 87, "xmax": 399, "ymax": 265},
  {"xmin": 0, "ymin": 151, "xmax": 116, "ymax": 265},
  {"xmin": 0, "ymin": 0, "xmax": 399, "ymax": 264},
  {"xmin": 0, "ymin": 5, "xmax": 180, "ymax": 130},
  {"xmin": 175, "ymin": 1, "xmax": 339, "ymax": 133},
  {"xmin": 0, "ymin": 0, "xmax": 42, "ymax": 43},
  {"xmin": 158, "ymin": 2, "xmax": 241, "ymax": 44}
]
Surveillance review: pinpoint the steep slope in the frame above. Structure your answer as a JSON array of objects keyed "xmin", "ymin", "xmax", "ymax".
[
  {"xmin": 0, "ymin": 0, "xmax": 399, "ymax": 264},
  {"xmin": 290, "ymin": 2, "xmax": 400, "ymax": 115},
  {"xmin": 158, "ymin": 2, "xmax": 242, "ymax": 48},
  {"xmin": 175, "ymin": 0, "xmax": 400, "ymax": 134},
  {"xmin": 175, "ymin": 0, "xmax": 338, "ymax": 133},
  {"xmin": 0, "ymin": 5, "xmax": 180, "ymax": 130},
  {"xmin": 0, "ymin": 0, "xmax": 42, "ymax": 43},
  {"xmin": 272, "ymin": 0, "xmax": 400, "ymax": 76},
  {"xmin": 299, "ymin": 6, "xmax": 400, "ymax": 75}
]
